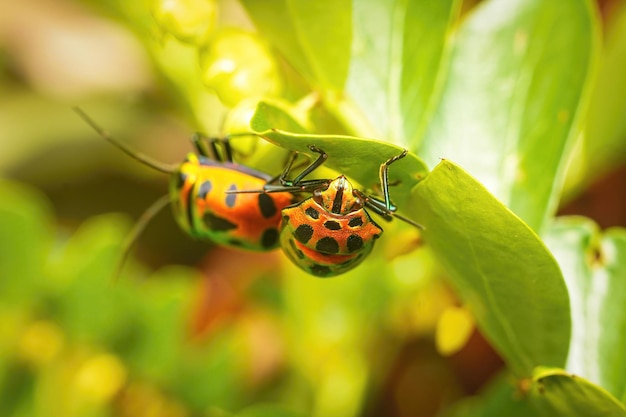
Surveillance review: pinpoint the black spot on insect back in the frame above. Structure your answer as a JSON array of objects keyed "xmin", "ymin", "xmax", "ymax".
[
  {"xmin": 305, "ymin": 206, "xmax": 320, "ymax": 219},
  {"xmin": 225, "ymin": 184, "xmax": 237, "ymax": 208},
  {"xmin": 204, "ymin": 212, "xmax": 237, "ymax": 231},
  {"xmin": 258, "ymin": 193, "xmax": 277, "ymax": 218},
  {"xmin": 310, "ymin": 264, "xmax": 332, "ymax": 277},
  {"xmin": 294, "ymin": 224, "xmax": 314, "ymax": 244},
  {"xmin": 316, "ymin": 237, "xmax": 339, "ymax": 254},
  {"xmin": 261, "ymin": 227, "xmax": 279, "ymax": 248},
  {"xmin": 324, "ymin": 220, "xmax": 341, "ymax": 230},
  {"xmin": 348, "ymin": 217, "xmax": 363, "ymax": 227},
  {"xmin": 347, "ymin": 234, "xmax": 364, "ymax": 252}
]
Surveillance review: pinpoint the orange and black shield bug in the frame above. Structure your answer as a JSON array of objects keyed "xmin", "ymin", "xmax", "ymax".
[
  {"xmin": 74, "ymin": 108, "xmax": 295, "ymax": 276},
  {"xmin": 230, "ymin": 145, "xmax": 424, "ymax": 277}
]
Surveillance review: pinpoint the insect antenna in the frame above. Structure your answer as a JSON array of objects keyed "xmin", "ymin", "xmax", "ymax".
[
  {"xmin": 112, "ymin": 194, "xmax": 171, "ymax": 282},
  {"xmin": 73, "ymin": 107, "xmax": 176, "ymax": 174},
  {"xmin": 360, "ymin": 192, "xmax": 425, "ymax": 230},
  {"xmin": 390, "ymin": 212, "xmax": 425, "ymax": 230}
]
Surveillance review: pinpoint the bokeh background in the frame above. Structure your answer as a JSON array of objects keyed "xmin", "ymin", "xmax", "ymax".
[{"xmin": 1, "ymin": 0, "xmax": 625, "ymax": 416}]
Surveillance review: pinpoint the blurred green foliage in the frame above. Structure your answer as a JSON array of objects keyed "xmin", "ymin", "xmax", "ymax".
[{"xmin": 1, "ymin": 0, "xmax": 626, "ymax": 416}]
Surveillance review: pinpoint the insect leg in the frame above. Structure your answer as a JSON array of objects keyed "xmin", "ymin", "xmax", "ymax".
[
  {"xmin": 379, "ymin": 149, "xmax": 408, "ymax": 210},
  {"xmin": 286, "ymin": 145, "xmax": 328, "ymax": 186},
  {"xmin": 191, "ymin": 133, "xmax": 224, "ymax": 161},
  {"xmin": 114, "ymin": 194, "xmax": 172, "ymax": 281}
]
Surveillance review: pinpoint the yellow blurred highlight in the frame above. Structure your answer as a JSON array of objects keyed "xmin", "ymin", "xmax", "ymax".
[
  {"xmin": 315, "ymin": 355, "xmax": 367, "ymax": 417},
  {"xmin": 74, "ymin": 353, "xmax": 127, "ymax": 404},
  {"xmin": 222, "ymin": 98, "xmax": 258, "ymax": 135},
  {"xmin": 119, "ymin": 383, "xmax": 189, "ymax": 417},
  {"xmin": 18, "ymin": 320, "xmax": 64, "ymax": 367},
  {"xmin": 389, "ymin": 283, "xmax": 457, "ymax": 337},
  {"xmin": 385, "ymin": 228, "xmax": 423, "ymax": 260},
  {"xmin": 199, "ymin": 29, "xmax": 282, "ymax": 106},
  {"xmin": 152, "ymin": 0, "xmax": 217, "ymax": 45},
  {"xmin": 435, "ymin": 306, "xmax": 475, "ymax": 356}
]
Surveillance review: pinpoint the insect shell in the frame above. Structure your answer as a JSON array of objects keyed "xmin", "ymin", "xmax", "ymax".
[
  {"xmin": 74, "ymin": 107, "xmax": 295, "ymax": 252},
  {"xmin": 280, "ymin": 175, "xmax": 383, "ymax": 277},
  {"xmin": 238, "ymin": 145, "xmax": 423, "ymax": 278},
  {"xmin": 171, "ymin": 152, "xmax": 295, "ymax": 251}
]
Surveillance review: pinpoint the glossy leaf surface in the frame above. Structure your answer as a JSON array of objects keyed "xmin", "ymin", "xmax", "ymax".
[
  {"xmin": 529, "ymin": 368, "xmax": 626, "ymax": 416},
  {"xmin": 409, "ymin": 160, "xmax": 570, "ymax": 377},
  {"xmin": 544, "ymin": 217, "xmax": 626, "ymax": 401},
  {"xmin": 418, "ymin": 0, "xmax": 597, "ymax": 233},
  {"xmin": 240, "ymin": 0, "xmax": 352, "ymax": 91},
  {"xmin": 343, "ymin": 0, "xmax": 459, "ymax": 143},
  {"xmin": 251, "ymin": 101, "xmax": 430, "ymax": 208}
]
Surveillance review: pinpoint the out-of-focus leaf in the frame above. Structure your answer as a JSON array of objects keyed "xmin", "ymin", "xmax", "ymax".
[
  {"xmin": 343, "ymin": 0, "xmax": 459, "ymax": 144},
  {"xmin": 236, "ymin": 403, "xmax": 305, "ymax": 417},
  {"xmin": 442, "ymin": 374, "xmax": 533, "ymax": 417},
  {"xmin": 251, "ymin": 101, "xmax": 308, "ymax": 134},
  {"xmin": 122, "ymin": 268, "xmax": 194, "ymax": 380},
  {"xmin": 409, "ymin": 160, "xmax": 570, "ymax": 377},
  {"xmin": 243, "ymin": 1, "xmax": 459, "ymax": 146},
  {"xmin": 250, "ymin": 102, "xmax": 429, "ymax": 208},
  {"xmin": 566, "ymin": 2, "xmax": 626, "ymax": 197},
  {"xmin": 241, "ymin": 0, "xmax": 352, "ymax": 91},
  {"xmin": 544, "ymin": 217, "xmax": 626, "ymax": 401},
  {"xmin": 282, "ymin": 258, "xmax": 395, "ymax": 417},
  {"xmin": 51, "ymin": 214, "xmax": 137, "ymax": 345},
  {"xmin": 529, "ymin": 368, "xmax": 626, "ymax": 416},
  {"xmin": 0, "ymin": 181, "xmax": 53, "ymax": 304},
  {"xmin": 418, "ymin": 0, "xmax": 598, "ymax": 233},
  {"xmin": 287, "ymin": 1, "xmax": 352, "ymax": 90},
  {"xmin": 442, "ymin": 369, "xmax": 626, "ymax": 417},
  {"xmin": 119, "ymin": 268, "xmax": 247, "ymax": 411},
  {"xmin": 174, "ymin": 333, "xmax": 248, "ymax": 411}
]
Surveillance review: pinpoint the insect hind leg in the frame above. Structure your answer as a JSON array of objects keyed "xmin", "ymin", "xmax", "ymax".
[{"xmin": 191, "ymin": 133, "xmax": 232, "ymax": 161}]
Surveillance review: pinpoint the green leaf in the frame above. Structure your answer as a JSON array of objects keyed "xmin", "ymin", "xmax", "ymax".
[
  {"xmin": 241, "ymin": 0, "xmax": 352, "ymax": 91},
  {"xmin": 446, "ymin": 368, "xmax": 626, "ymax": 417},
  {"xmin": 0, "ymin": 181, "xmax": 53, "ymax": 305},
  {"xmin": 252, "ymin": 101, "xmax": 308, "ymax": 134},
  {"xmin": 529, "ymin": 368, "xmax": 626, "ymax": 416},
  {"xmin": 125, "ymin": 269, "xmax": 196, "ymax": 384},
  {"xmin": 240, "ymin": 0, "xmax": 310, "ymax": 84},
  {"xmin": 342, "ymin": 0, "xmax": 459, "ymax": 144},
  {"xmin": 52, "ymin": 214, "xmax": 137, "ymax": 344},
  {"xmin": 409, "ymin": 160, "xmax": 570, "ymax": 377},
  {"xmin": 544, "ymin": 217, "xmax": 626, "ymax": 401},
  {"xmin": 566, "ymin": 2, "xmax": 626, "ymax": 196},
  {"xmin": 250, "ymin": 102, "xmax": 429, "ymax": 208},
  {"xmin": 442, "ymin": 374, "xmax": 533, "ymax": 417},
  {"xmin": 418, "ymin": 0, "xmax": 598, "ymax": 233},
  {"xmin": 236, "ymin": 404, "xmax": 305, "ymax": 417}
]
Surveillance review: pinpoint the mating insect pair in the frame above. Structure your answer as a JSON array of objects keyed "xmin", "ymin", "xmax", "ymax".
[
  {"xmin": 75, "ymin": 108, "xmax": 422, "ymax": 277},
  {"xmin": 229, "ymin": 145, "xmax": 423, "ymax": 276}
]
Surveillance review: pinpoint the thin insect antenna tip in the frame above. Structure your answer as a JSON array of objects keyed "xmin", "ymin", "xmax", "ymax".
[
  {"xmin": 73, "ymin": 107, "xmax": 176, "ymax": 175},
  {"xmin": 395, "ymin": 213, "xmax": 425, "ymax": 230}
]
